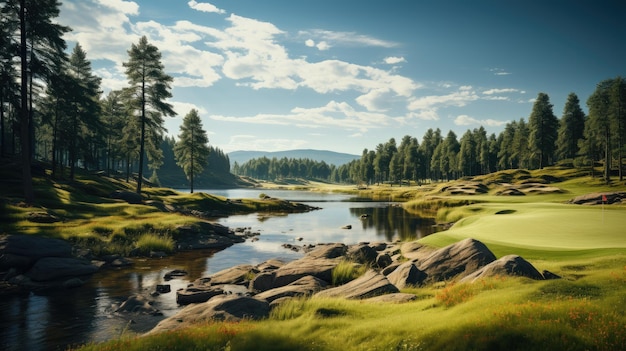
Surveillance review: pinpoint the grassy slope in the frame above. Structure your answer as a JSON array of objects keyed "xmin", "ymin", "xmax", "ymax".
[{"xmin": 73, "ymin": 168, "xmax": 626, "ymax": 351}]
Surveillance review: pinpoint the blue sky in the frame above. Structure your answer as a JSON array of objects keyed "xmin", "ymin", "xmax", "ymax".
[{"xmin": 58, "ymin": 0, "xmax": 625, "ymax": 155}]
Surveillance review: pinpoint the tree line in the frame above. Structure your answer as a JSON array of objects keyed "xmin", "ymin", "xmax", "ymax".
[
  {"xmin": 1, "ymin": 0, "xmax": 227, "ymax": 199},
  {"xmin": 235, "ymin": 82, "xmax": 626, "ymax": 185}
]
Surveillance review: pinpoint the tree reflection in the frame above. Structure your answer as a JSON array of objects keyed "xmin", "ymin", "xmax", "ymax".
[{"xmin": 349, "ymin": 205, "xmax": 437, "ymax": 241}]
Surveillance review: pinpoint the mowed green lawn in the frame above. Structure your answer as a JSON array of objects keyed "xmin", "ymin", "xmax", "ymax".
[{"xmin": 420, "ymin": 201, "xmax": 626, "ymax": 258}]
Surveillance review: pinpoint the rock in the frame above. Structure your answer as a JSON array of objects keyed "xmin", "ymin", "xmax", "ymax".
[
  {"xmin": 62, "ymin": 277, "xmax": 85, "ymax": 289},
  {"xmin": 156, "ymin": 284, "xmax": 171, "ymax": 293},
  {"xmin": 568, "ymin": 192, "xmax": 626, "ymax": 205},
  {"xmin": 305, "ymin": 243, "xmax": 347, "ymax": 259},
  {"xmin": 341, "ymin": 225, "xmax": 352, "ymax": 229},
  {"xmin": 116, "ymin": 294, "xmax": 161, "ymax": 315},
  {"xmin": 460, "ymin": 255, "xmax": 544, "ymax": 283},
  {"xmin": 164, "ymin": 269, "xmax": 188, "ymax": 280},
  {"xmin": 542, "ymin": 270, "xmax": 561, "ymax": 280},
  {"xmin": 176, "ymin": 284, "xmax": 225, "ymax": 305},
  {"xmin": 0, "ymin": 235, "xmax": 72, "ymax": 270},
  {"xmin": 347, "ymin": 244, "xmax": 378, "ymax": 265},
  {"xmin": 315, "ymin": 270, "xmax": 399, "ymax": 299},
  {"xmin": 255, "ymin": 276, "xmax": 328, "ymax": 303},
  {"xmin": 148, "ymin": 295, "xmax": 270, "ymax": 334},
  {"xmin": 387, "ymin": 262, "xmax": 427, "ymax": 288},
  {"xmin": 366, "ymin": 293, "xmax": 417, "ymax": 304},
  {"xmin": 209, "ymin": 264, "xmax": 257, "ymax": 286},
  {"xmin": 415, "ymin": 238, "xmax": 496, "ymax": 283},
  {"xmin": 274, "ymin": 257, "xmax": 338, "ymax": 288},
  {"xmin": 376, "ymin": 253, "xmax": 393, "ymax": 268},
  {"xmin": 110, "ymin": 190, "xmax": 143, "ymax": 204},
  {"xmin": 26, "ymin": 257, "xmax": 99, "ymax": 282},
  {"xmin": 399, "ymin": 241, "xmax": 433, "ymax": 261},
  {"xmin": 27, "ymin": 212, "xmax": 61, "ymax": 223}
]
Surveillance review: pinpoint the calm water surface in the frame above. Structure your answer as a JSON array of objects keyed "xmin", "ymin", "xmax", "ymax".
[{"xmin": 0, "ymin": 189, "xmax": 438, "ymax": 351}]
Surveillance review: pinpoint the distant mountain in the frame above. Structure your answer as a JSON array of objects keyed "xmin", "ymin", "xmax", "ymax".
[{"xmin": 228, "ymin": 149, "xmax": 360, "ymax": 167}]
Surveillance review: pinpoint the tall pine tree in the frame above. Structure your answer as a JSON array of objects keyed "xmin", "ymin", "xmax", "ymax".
[
  {"xmin": 174, "ymin": 109, "xmax": 210, "ymax": 193},
  {"xmin": 556, "ymin": 93, "xmax": 586, "ymax": 161},
  {"xmin": 123, "ymin": 36, "xmax": 175, "ymax": 194},
  {"xmin": 528, "ymin": 93, "xmax": 559, "ymax": 169}
]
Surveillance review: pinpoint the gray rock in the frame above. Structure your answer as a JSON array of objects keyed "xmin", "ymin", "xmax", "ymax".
[
  {"xmin": 460, "ymin": 255, "xmax": 544, "ymax": 283},
  {"xmin": 255, "ymin": 275, "xmax": 328, "ymax": 303},
  {"xmin": 347, "ymin": 244, "xmax": 378, "ymax": 265},
  {"xmin": 315, "ymin": 270, "xmax": 399, "ymax": 299},
  {"xmin": 305, "ymin": 243, "xmax": 347, "ymax": 259},
  {"xmin": 387, "ymin": 261, "xmax": 427, "ymax": 288},
  {"xmin": 110, "ymin": 190, "xmax": 143, "ymax": 204},
  {"xmin": 176, "ymin": 284, "xmax": 225, "ymax": 305},
  {"xmin": 376, "ymin": 253, "xmax": 393, "ymax": 268},
  {"xmin": 416, "ymin": 238, "xmax": 496, "ymax": 282},
  {"xmin": 252, "ymin": 257, "xmax": 339, "ymax": 292},
  {"xmin": 116, "ymin": 294, "xmax": 161, "ymax": 315},
  {"xmin": 148, "ymin": 295, "xmax": 270, "ymax": 334},
  {"xmin": 209, "ymin": 264, "xmax": 257, "ymax": 286},
  {"xmin": 0, "ymin": 235, "xmax": 72, "ymax": 270},
  {"xmin": 26, "ymin": 257, "xmax": 99, "ymax": 282}
]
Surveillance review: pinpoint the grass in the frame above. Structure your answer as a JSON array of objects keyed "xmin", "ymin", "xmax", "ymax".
[
  {"xmin": 331, "ymin": 260, "xmax": 368, "ymax": 285},
  {"xmin": 5, "ymin": 165, "xmax": 626, "ymax": 351}
]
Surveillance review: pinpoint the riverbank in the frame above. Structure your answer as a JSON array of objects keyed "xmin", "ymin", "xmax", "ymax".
[{"xmin": 70, "ymin": 167, "xmax": 626, "ymax": 351}]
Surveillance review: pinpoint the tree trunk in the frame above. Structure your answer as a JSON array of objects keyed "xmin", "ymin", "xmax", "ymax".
[
  {"xmin": 19, "ymin": 0, "xmax": 34, "ymax": 203},
  {"xmin": 136, "ymin": 80, "xmax": 146, "ymax": 194}
]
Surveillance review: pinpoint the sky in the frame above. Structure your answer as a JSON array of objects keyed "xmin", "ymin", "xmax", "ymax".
[{"xmin": 57, "ymin": 0, "xmax": 626, "ymax": 155}]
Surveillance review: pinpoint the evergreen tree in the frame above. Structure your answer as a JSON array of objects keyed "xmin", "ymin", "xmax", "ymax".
[
  {"xmin": 528, "ymin": 92, "xmax": 559, "ymax": 168},
  {"xmin": 174, "ymin": 109, "xmax": 210, "ymax": 193},
  {"xmin": 66, "ymin": 43, "xmax": 102, "ymax": 179},
  {"xmin": 587, "ymin": 79, "xmax": 614, "ymax": 181},
  {"xmin": 556, "ymin": 93, "xmax": 586, "ymax": 161},
  {"xmin": 123, "ymin": 35, "xmax": 176, "ymax": 194}
]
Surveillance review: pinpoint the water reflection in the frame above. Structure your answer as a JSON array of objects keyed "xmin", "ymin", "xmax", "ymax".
[
  {"xmin": 349, "ymin": 205, "xmax": 437, "ymax": 241},
  {"xmin": 1, "ymin": 189, "xmax": 441, "ymax": 350}
]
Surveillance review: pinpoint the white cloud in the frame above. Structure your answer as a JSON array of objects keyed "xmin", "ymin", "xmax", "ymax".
[
  {"xmin": 305, "ymin": 39, "xmax": 315, "ymax": 47},
  {"xmin": 212, "ymin": 100, "xmax": 392, "ymax": 132},
  {"xmin": 99, "ymin": 0, "xmax": 139, "ymax": 15},
  {"xmin": 407, "ymin": 109, "xmax": 440, "ymax": 121},
  {"xmin": 408, "ymin": 87, "xmax": 479, "ymax": 111},
  {"xmin": 454, "ymin": 114, "xmax": 508, "ymax": 127},
  {"xmin": 482, "ymin": 88, "xmax": 519, "ymax": 95},
  {"xmin": 188, "ymin": 0, "xmax": 226, "ymax": 14},
  {"xmin": 298, "ymin": 29, "xmax": 399, "ymax": 48},
  {"xmin": 316, "ymin": 41, "xmax": 331, "ymax": 51},
  {"xmin": 384, "ymin": 56, "xmax": 406, "ymax": 65},
  {"xmin": 490, "ymin": 68, "xmax": 511, "ymax": 76}
]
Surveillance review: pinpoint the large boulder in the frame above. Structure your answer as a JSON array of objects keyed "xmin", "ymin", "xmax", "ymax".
[
  {"xmin": 209, "ymin": 264, "xmax": 257, "ymax": 286},
  {"xmin": 251, "ymin": 257, "xmax": 339, "ymax": 292},
  {"xmin": 315, "ymin": 270, "xmax": 399, "ymax": 299},
  {"xmin": 148, "ymin": 295, "xmax": 270, "ymax": 334},
  {"xmin": 0, "ymin": 235, "xmax": 72, "ymax": 270},
  {"xmin": 346, "ymin": 244, "xmax": 378, "ymax": 265},
  {"xmin": 460, "ymin": 255, "xmax": 545, "ymax": 283},
  {"xmin": 176, "ymin": 284, "xmax": 225, "ymax": 305},
  {"xmin": 25, "ymin": 257, "xmax": 99, "ymax": 282},
  {"xmin": 255, "ymin": 275, "xmax": 328, "ymax": 303},
  {"xmin": 415, "ymin": 238, "xmax": 496, "ymax": 282},
  {"xmin": 386, "ymin": 261, "xmax": 427, "ymax": 289},
  {"xmin": 305, "ymin": 243, "xmax": 347, "ymax": 259},
  {"xmin": 568, "ymin": 192, "xmax": 626, "ymax": 205}
]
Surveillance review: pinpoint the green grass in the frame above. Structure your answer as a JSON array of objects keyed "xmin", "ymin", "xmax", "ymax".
[{"xmin": 331, "ymin": 260, "xmax": 367, "ymax": 285}]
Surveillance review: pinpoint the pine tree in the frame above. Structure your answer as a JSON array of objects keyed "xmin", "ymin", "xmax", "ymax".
[
  {"xmin": 174, "ymin": 109, "xmax": 210, "ymax": 193},
  {"xmin": 556, "ymin": 93, "xmax": 586, "ymax": 161},
  {"xmin": 123, "ymin": 35, "xmax": 176, "ymax": 194},
  {"xmin": 528, "ymin": 92, "xmax": 559, "ymax": 169}
]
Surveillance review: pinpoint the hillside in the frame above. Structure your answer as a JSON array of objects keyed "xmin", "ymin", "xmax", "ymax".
[{"xmin": 228, "ymin": 149, "xmax": 359, "ymax": 167}]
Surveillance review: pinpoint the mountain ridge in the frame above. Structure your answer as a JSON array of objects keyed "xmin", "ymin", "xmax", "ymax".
[{"xmin": 228, "ymin": 149, "xmax": 360, "ymax": 167}]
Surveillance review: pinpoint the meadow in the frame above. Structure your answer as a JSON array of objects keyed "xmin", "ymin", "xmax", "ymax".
[{"xmin": 69, "ymin": 167, "xmax": 626, "ymax": 351}]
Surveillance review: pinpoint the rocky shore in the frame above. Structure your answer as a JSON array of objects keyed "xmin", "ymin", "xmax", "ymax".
[
  {"xmin": 0, "ymin": 222, "xmax": 258, "ymax": 295},
  {"xmin": 137, "ymin": 237, "xmax": 559, "ymax": 335}
]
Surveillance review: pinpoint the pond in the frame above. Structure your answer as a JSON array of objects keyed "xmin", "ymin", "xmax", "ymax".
[{"xmin": 0, "ymin": 189, "xmax": 439, "ymax": 351}]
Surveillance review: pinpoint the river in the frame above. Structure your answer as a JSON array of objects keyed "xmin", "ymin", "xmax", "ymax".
[{"xmin": 0, "ymin": 189, "xmax": 438, "ymax": 351}]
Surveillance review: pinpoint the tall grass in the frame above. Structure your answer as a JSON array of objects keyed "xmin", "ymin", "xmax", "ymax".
[{"xmin": 331, "ymin": 260, "xmax": 367, "ymax": 285}]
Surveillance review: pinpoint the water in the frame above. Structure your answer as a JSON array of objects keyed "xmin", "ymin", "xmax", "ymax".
[{"xmin": 0, "ymin": 189, "xmax": 438, "ymax": 351}]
